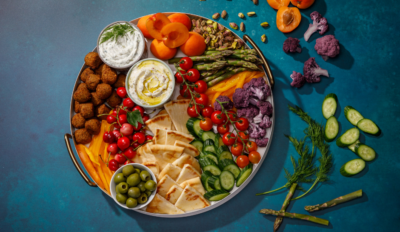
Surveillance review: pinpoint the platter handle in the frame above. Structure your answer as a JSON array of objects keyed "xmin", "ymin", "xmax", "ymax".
[
  {"xmin": 243, "ymin": 34, "xmax": 275, "ymax": 89},
  {"xmin": 64, "ymin": 134, "xmax": 97, "ymax": 187}
]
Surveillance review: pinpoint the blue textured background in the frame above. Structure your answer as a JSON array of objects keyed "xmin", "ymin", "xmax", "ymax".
[{"xmin": 1, "ymin": 0, "xmax": 399, "ymax": 231}]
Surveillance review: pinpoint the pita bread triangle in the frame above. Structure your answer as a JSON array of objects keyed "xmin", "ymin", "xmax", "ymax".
[
  {"xmin": 175, "ymin": 185, "xmax": 210, "ymax": 212},
  {"xmin": 172, "ymin": 154, "xmax": 201, "ymax": 173},
  {"xmin": 159, "ymin": 163, "xmax": 182, "ymax": 181},
  {"xmin": 157, "ymin": 175, "xmax": 177, "ymax": 198},
  {"xmin": 146, "ymin": 193, "xmax": 184, "ymax": 215},
  {"xmin": 165, "ymin": 184, "xmax": 183, "ymax": 204},
  {"xmin": 145, "ymin": 114, "xmax": 172, "ymax": 134},
  {"xmin": 149, "ymin": 144, "xmax": 184, "ymax": 170},
  {"xmin": 154, "ymin": 129, "xmax": 167, "ymax": 145},
  {"xmin": 174, "ymin": 141, "xmax": 200, "ymax": 157},
  {"xmin": 166, "ymin": 130, "xmax": 194, "ymax": 145},
  {"xmin": 175, "ymin": 164, "xmax": 201, "ymax": 184},
  {"xmin": 164, "ymin": 99, "xmax": 191, "ymax": 134},
  {"xmin": 180, "ymin": 177, "xmax": 206, "ymax": 195}
]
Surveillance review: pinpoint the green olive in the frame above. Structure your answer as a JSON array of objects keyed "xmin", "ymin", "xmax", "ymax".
[
  {"xmin": 140, "ymin": 170, "xmax": 151, "ymax": 182},
  {"xmin": 144, "ymin": 180, "xmax": 156, "ymax": 191},
  {"xmin": 137, "ymin": 182, "xmax": 146, "ymax": 192},
  {"xmin": 128, "ymin": 187, "xmax": 141, "ymax": 198},
  {"xmin": 127, "ymin": 173, "xmax": 141, "ymax": 187},
  {"xmin": 116, "ymin": 182, "xmax": 128, "ymax": 194},
  {"xmin": 145, "ymin": 190, "xmax": 152, "ymax": 197},
  {"xmin": 116, "ymin": 193, "xmax": 127, "ymax": 204},
  {"xmin": 113, "ymin": 173, "xmax": 126, "ymax": 184},
  {"xmin": 138, "ymin": 193, "xmax": 148, "ymax": 204},
  {"xmin": 135, "ymin": 168, "xmax": 141, "ymax": 174},
  {"xmin": 126, "ymin": 197, "xmax": 138, "ymax": 208},
  {"xmin": 122, "ymin": 165, "xmax": 135, "ymax": 177}
]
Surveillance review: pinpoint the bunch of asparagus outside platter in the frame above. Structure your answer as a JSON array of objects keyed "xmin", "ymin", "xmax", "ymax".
[{"xmin": 168, "ymin": 49, "xmax": 262, "ymax": 87}]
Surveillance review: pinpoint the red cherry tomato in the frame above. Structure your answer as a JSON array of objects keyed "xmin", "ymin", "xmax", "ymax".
[
  {"xmin": 123, "ymin": 147, "xmax": 136, "ymax": 159},
  {"xmin": 118, "ymin": 107, "xmax": 127, "ymax": 115},
  {"xmin": 211, "ymin": 111, "xmax": 227, "ymax": 125},
  {"xmin": 179, "ymin": 57, "xmax": 193, "ymax": 70},
  {"xmin": 236, "ymin": 155, "xmax": 250, "ymax": 168},
  {"xmin": 132, "ymin": 122, "xmax": 142, "ymax": 131},
  {"xmin": 179, "ymin": 84, "xmax": 193, "ymax": 99},
  {"xmin": 132, "ymin": 106, "xmax": 144, "ymax": 117},
  {"xmin": 124, "ymin": 160, "xmax": 133, "ymax": 165},
  {"xmin": 185, "ymin": 69, "xmax": 200, "ymax": 82},
  {"xmin": 123, "ymin": 98, "xmax": 135, "ymax": 109},
  {"xmin": 175, "ymin": 70, "xmax": 186, "ymax": 83},
  {"xmin": 118, "ymin": 114, "xmax": 128, "ymax": 124},
  {"xmin": 113, "ymin": 123, "xmax": 121, "ymax": 130},
  {"xmin": 111, "ymin": 110, "xmax": 117, "ymax": 117},
  {"xmin": 222, "ymin": 132, "xmax": 236, "ymax": 146},
  {"xmin": 133, "ymin": 132, "xmax": 146, "ymax": 144},
  {"xmin": 108, "ymin": 159, "xmax": 119, "ymax": 171},
  {"xmin": 200, "ymin": 118, "xmax": 213, "ymax": 131},
  {"xmin": 235, "ymin": 117, "xmax": 249, "ymax": 131},
  {"xmin": 132, "ymin": 142, "xmax": 140, "ymax": 148},
  {"xmin": 187, "ymin": 104, "xmax": 201, "ymax": 117},
  {"xmin": 246, "ymin": 141, "xmax": 258, "ymax": 153},
  {"xmin": 145, "ymin": 135, "xmax": 153, "ymax": 141},
  {"xmin": 231, "ymin": 143, "xmax": 244, "ymax": 156},
  {"xmin": 237, "ymin": 131, "xmax": 249, "ymax": 144},
  {"xmin": 111, "ymin": 130, "xmax": 122, "ymax": 140},
  {"xmin": 114, "ymin": 153, "xmax": 127, "ymax": 164},
  {"xmin": 103, "ymin": 131, "xmax": 115, "ymax": 143},
  {"xmin": 107, "ymin": 143, "xmax": 118, "ymax": 155},
  {"xmin": 226, "ymin": 110, "xmax": 238, "ymax": 121},
  {"xmin": 106, "ymin": 115, "xmax": 117, "ymax": 124},
  {"xmin": 202, "ymin": 107, "xmax": 214, "ymax": 118},
  {"xmin": 195, "ymin": 93, "xmax": 209, "ymax": 107},
  {"xmin": 117, "ymin": 137, "xmax": 130, "ymax": 150},
  {"xmin": 142, "ymin": 114, "xmax": 150, "ymax": 122},
  {"xmin": 116, "ymin": 87, "xmax": 127, "ymax": 98},
  {"xmin": 249, "ymin": 151, "xmax": 261, "ymax": 164},
  {"xmin": 194, "ymin": 80, "xmax": 208, "ymax": 93},
  {"xmin": 217, "ymin": 124, "xmax": 230, "ymax": 134}
]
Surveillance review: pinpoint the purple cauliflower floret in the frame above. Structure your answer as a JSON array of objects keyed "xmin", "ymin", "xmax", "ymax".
[
  {"xmin": 237, "ymin": 105, "xmax": 259, "ymax": 119},
  {"xmin": 213, "ymin": 95, "xmax": 233, "ymax": 111},
  {"xmin": 249, "ymin": 98, "xmax": 273, "ymax": 116},
  {"xmin": 232, "ymin": 88, "xmax": 250, "ymax": 108},
  {"xmin": 290, "ymin": 71, "xmax": 305, "ymax": 88},
  {"xmin": 255, "ymin": 138, "xmax": 269, "ymax": 147},
  {"xmin": 248, "ymin": 123, "xmax": 266, "ymax": 139},
  {"xmin": 303, "ymin": 57, "xmax": 329, "ymax": 83},
  {"xmin": 260, "ymin": 115, "xmax": 272, "ymax": 129},
  {"xmin": 315, "ymin": 35, "xmax": 340, "ymax": 61},
  {"xmin": 283, "ymin": 37, "xmax": 302, "ymax": 53},
  {"xmin": 243, "ymin": 77, "xmax": 271, "ymax": 101},
  {"xmin": 304, "ymin": 11, "xmax": 329, "ymax": 42}
]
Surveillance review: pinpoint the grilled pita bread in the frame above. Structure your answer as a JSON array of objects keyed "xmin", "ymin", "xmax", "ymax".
[
  {"xmin": 175, "ymin": 186, "xmax": 210, "ymax": 212},
  {"xmin": 145, "ymin": 114, "xmax": 172, "ymax": 134},
  {"xmin": 149, "ymin": 145, "xmax": 184, "ymax": 170},
  {"xmin": 156, "ymin": 109, "xmax": 168, "ymax": 116},
  {"xmin": 157, "ymin": 175, "xmax": 177, "ymax": 198},
  {"xmin": 154, "ymin": 129, "xmax": 167, "ymax": 145},
  {"xmin": 165, "ymin": 130, "xmax": 194, "ymax": 145},
  {"xmin": 143, "ymin": 161, "xmax": 159, "ymax": 180},
  {"xmin": 164, "ymin": 99, "xmax": 191, "ymax": 134},
  {"xmin": 132, "ymin": 144, "xmax": 157, "ymax": 164},
  {"xmin": 174, "ymin": 141, "xmax": 200, "ymax": 157},
  {"xmin": 159, "ymin": 163, "xmax": 182, "ymax": 181},
  {"xmin": 165, "ymin": 184, "xmax": 183, "ymax": 204},
  {"xmin": 180, "ymin": 177, "xmax": 206, "ymax": 195},
  {"xmin": 172, "ymin": 154, "xmax": 201, "ymax": 173},
  {"xmin": 175, "ymin": 164, "xmax": 201, "ymax": 184},
  {"xmin": 146, "ymin": 193, "xmax": 184, "ymax": 215}
]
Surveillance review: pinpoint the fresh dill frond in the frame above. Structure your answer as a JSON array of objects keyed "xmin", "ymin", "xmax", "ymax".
[{"xmin": 100, "ymin": 23, "xmax": 135, "ymax": 44}]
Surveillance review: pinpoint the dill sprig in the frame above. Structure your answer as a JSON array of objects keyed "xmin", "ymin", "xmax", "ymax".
[{"xmin": 100, "ymin": 23, "xmax": 135, "ymax": 44}]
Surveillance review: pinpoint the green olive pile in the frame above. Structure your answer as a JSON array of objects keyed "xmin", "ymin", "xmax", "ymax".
[{"xmin": 114, "ymin": 165, "xmax": 156, "ymax": 208}]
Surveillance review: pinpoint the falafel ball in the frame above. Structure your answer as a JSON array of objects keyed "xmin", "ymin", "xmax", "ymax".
[
  {"xmin": 95, "ymin": 63, "xmax": 105, "ymax": 76},
  {"xmin": 80, "ymin": 103, "xmax": 94, "ymax": 119},
  {"xmin": 86, "ymin": 74, "xmax": 101, "ymax": 91},
  {"xmin": 96, "ymin": 83, "xmax": 112, "ymax": 100},
  {"xmin": 80, "ymin": 67, "xmax": 94, "ymax": 82},
  {"xmin": 91, "ymin": 92, "xmax": 103, "ymax": 106},
  {"xmin": 75, "ymin": 128, "xmax": 92, "ymax": 144},
  {"xmin": 100, "ymin": 64, "xmax": 117, "ymax": 85},
  {"xmin": 84, "ymin": 52, "xmax": 103, "ymax": 69},
  {"xmin": 106, "ymin": 91, "xmax": 122, "ymax": 108},
  {"xmin": 74, "ymin": 101, "xmax": 81, "ymax": 113},
  {"xmin": 114, "ymin": 74, "xmax": 126, "ymax": 88},
  {"xmin": 71, "ymin": 113, "xmax": 86, "ymax": 128},
  {"xmin": 96, "ymin": 104, "xmax": 110, "ymax": 120},
  {"xmin": 85, "ymin": 118, "xmax": 101, "ymax": 135},
  {"xmin": 73, "ymin": 83, "xmax": 91, "ymax": 103}
]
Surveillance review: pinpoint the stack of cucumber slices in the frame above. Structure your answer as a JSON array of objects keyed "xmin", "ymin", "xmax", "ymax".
[
  {"xmin": 187, "ymin": 118, "xmax": 254, "ymax": 201},
  {"xmin": 321, "ymin": 93, "xmax": 380, "ymax": 177}
]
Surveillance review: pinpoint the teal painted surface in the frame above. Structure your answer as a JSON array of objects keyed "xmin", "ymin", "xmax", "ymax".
[{"xmin": 0, "ymin": 0, "xmax": 399, "ymax": 231}]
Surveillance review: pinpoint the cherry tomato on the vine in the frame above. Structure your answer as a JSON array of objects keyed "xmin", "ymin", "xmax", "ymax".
[
  {"xmin": 237, "ymin": 131, "xmax": 249, "ymax": 144},
  {"xmin": 185, "ymin": 69, "xmax": 200, "ymax": 82},
  {"xmin": 142, "ymin": 114, "xmax": 150, "ymax": 122},
  {"xmin": 145, "ymin": 135, "xmax": 153, "ymax": 142},
  {"xmin": 179, "ymin": 57, "xmax": 193, "ymax": 70},
  {"xmin": 194, "ymin": 93, "xmax": 209, "ymax": 107},
  {"xmin": 246, "ymin": 141, "xmax": 258, "ymax": 153},
  {"xmin": 123, "ymin": 147, "xmax": 136, "ymax": 159},
  {"xmin": 175, "ymin": 70, "xmax": 186, "ymax": 83},
  {"xmin": 132, "ymin": 106, "xmax": 144, "ymax": 117},
  {"xmin": 226, "ymin": 110, "xmax": 238, "ymax": 122},
  {"xmin": 107, "ymin": 115, "xmax": 117, "ymax": 124},
  {"xmin": 124, "ymin": 160, "xmax": 133, "ymax": 165},
  {"xmin": 114, "ymin": 153, "xmax": 127, "ymax": 164},
  {"xmin": 194, "ymin": 80, "xmax": 208, "ymax": 93},
  {"xmin": 118, "ymin": 114, "xmax": 128, "ymax": 124},
  {"xmin": 217, "ymin": 123, "xmax": 230, "ymax": 134},
  {"xmin": 222, "ymin": 132, "xmax": 236, "ymax": 146},
  {"xmin": 249, "ymin": 151, "xmax": 261, "ymax": 164},
  {"xmin": 116, "ymin": 87, "xmax": 127, "ymax": 98},
  {"xmin": 211, "ymin": 111, "xmax": 227, "ymax": 125},
  {"xmin": 200, "ymin": 118, "xmax": 213, "ymax": 131},
  {"xmin": 202, "ymin": 107, "xmax": 214, "ymax": 118},
  {"xmin": 235, "ymin": 117, "xmax": 249, "ymax": 131},
  {"xmin": 231, "ymin": 143, "xmax": 244, "ymax": 156},
  {"xmin": 133, "ymin": 132, "xmax": 146, "ymax": 144},
  {"xmin": 236, "ymin": 155, "xmax": 250, "ymax": 168},
  {"xmin": 117, "ymin": 137, "xmax": 130, "ymax": 150},
  {"xmin": 108, "ymin": 159, "xmax": 119, "ymax": 171},
  {"xmin": 123, "ymin": 98, "xmax": 135, "ymax": 109},
  {"xmin": 187, "ymin": 104, "xmax": 201, "ymax": 117},
  {"xmin": 180, "ymin": 84, "xmax": 193, "ymax": 99}
]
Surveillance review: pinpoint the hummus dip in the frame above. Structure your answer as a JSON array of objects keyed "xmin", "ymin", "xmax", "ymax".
[{"xmin": 128, "ymin": 60, "xmax": 174, "ymax": 106}]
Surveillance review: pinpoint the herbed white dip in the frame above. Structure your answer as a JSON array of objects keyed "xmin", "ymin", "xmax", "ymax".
[{"xmin": 98, "ymin": 22, "xmax": 144, "ymax": 68}]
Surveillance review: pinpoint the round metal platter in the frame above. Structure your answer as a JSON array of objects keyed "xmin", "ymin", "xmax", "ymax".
[{"xmin": 69, "ymin": 12, "xmax": 275, "ymax": 218}]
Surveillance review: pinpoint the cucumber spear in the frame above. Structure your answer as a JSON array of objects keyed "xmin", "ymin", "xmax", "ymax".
[{"xmin": 304, "ymin": 189, "xmax": 363, "ymax": 212}]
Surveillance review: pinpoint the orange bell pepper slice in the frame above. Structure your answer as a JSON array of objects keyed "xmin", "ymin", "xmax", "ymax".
[{"xmin": 76, "ymin": 144, "xmax": 104, "ymax": 190}]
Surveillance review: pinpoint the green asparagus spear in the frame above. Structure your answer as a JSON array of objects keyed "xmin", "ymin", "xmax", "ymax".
[
  {"xmin": 226, "ymin": 59, "xmax": 260, "ymax": 70},
  {"xmin": 204, "ymin": 49, "xmax": 257, "ymax": 56},
  {"xmin": 202, "ymin": 69, "xmax": 228, "ymax": 82},
  {"xmin": 200, "ymin": 70, "xmax": 219, "ymax": 78},
  {"xmin": 229, "ymin": 54, "xmax": 262, "ymax": 64},
  {"xmin": 207, "ymin": 68, "xmax": 248, "ymax": 87},
  {"xmin": 304, "ymin": 190, "xmax": 363, "ymax": 212},
  {"xmin": 274, "ymin": 183, "xmax": 297, "ymax": 232},
  {"xmin": 168, "ymin": 50, "xmax": 234, "ymax": 64},
  {"xmin": 259, "ymin": 209, "xmax": 330, "ymax": 226},
  {"xmin": 193, "ymin": 61, "xmax": 227, "ymax": 71}
]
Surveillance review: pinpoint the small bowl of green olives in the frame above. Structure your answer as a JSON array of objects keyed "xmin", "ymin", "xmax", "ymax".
[{"xmin": 110, "ymin": 163, "xmax": 157, "ymax": 210}]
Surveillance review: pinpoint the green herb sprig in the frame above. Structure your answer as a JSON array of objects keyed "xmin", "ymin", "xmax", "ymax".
[{"xmin": 100, "ymin": 23, "xmax": 135, "ymax": 44}]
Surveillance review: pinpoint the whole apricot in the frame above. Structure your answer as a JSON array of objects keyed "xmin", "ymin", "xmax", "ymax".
[
  {"xmin": 180, "ymin": 32, "xmax": 206, "ymax": 56},
  {"xmin": 168, "ymin": 13, "xmax": 192, "ymax": 31},
  {"xmin": 150, "ymin": 39, "xmax": 177, "ymax": 60}
]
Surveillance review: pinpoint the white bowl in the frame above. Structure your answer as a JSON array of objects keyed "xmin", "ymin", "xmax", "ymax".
[{"xmin": 110, "ymin": 163, "xmax": 157, "ymax": 210}]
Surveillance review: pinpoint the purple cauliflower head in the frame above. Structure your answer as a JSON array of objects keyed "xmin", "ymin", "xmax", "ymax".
[
  {"xmin": 304, "ymin": 11, "xmax": 329, "ymax": 42},
  {"xmin": 249, "ymin": 98, "xmax": 273, "ymax": 116},
  {"xmin": 237, "ymin": 105, "xmax": 259, "ymax": 119},
  {"xmin": 255, "ymin": 138, "xmax": 269, "ymax": 147},
  {"xmin": 260, "ymin": 115, "xmax": 272, "ymax": 129},
  {"xmin": 232, "ymin": 88, "xmax": 250, "ymax": 108},
  {"xmin": 315, "ymin": 35, "xmax": 340, "ymax": 61},
  {"xmin": 290, "ymin": 71, "xmax": 305, "ymax": 88},
  {"xmin": 213, "ymin": 95, "xmax": 233, "ymax": 111},
  {"xmin": 248, "ymin": 123, "xmax": 266, "ymax": 139},
  {"xmin": 303, "ymin": 57, "xmax": 329, "ymax": 83},
  {"xmin": 283, "ymin": 37, "xmax": 302, "ymax": 53},
  {"xmin": 243, "ymin": 77, "xmax": 271, "ymax": 101}
]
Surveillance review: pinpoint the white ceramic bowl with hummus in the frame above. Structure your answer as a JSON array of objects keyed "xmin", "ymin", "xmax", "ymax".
[
  {"xmin": 126, "ymin": 58, "xmax": 175, "ymax": 109},
  {"xmin": 97, "ymin": 21, "xmax": 145, "ymax": 70}
]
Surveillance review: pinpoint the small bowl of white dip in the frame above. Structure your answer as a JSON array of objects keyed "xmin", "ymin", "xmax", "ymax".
[
  {"xmin": 126, "ymin": 58, "xmax": 175, "ymax": 110},
  {"xmin": 97, "ymin": 21, "xmax": 145, "ymax": 70}
]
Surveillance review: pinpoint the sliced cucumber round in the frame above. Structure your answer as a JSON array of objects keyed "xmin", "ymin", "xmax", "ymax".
[
  {"xmin": 219, "ymin": 170, "xmax": 235, "ymax": 191},
  {"xmin": 200, "ymin": 171, "xmax": 214, "ymax": 192},
  {"xmin": 199, "ymin": 157, "xmax": 221, "ymax": 176},
  {"xmin": 348, "ymin": 140, "xmax": 360, "ymax": 152},
  {"xmin": 219, "ymin": 159, "xmax": 241, "ymax": 178},
  {"xmin": 340, "ymin": 159, "xmax": 366, "ymax": 177},
  {"xmin": 344, "ymin": 106, "xmax": 364, "ymax": 126},
  {"xmin": 355, "ymin": 143, "xmax": 376, "ymax": 161},
  {"xmin": 186, "ymin": 118, "xmax": 202, "ymax": 138},
  {"xmin": 357, "ymin": 118, "xmax": 381, "ymax": 136},
  {"xmin": 203, "ymin": 139, "xmax": 216, "ymax": 154},
  {"xmin": 322, "ymin": 93, "xmax": 338, "ymax": 119},
  {"xmin": 336, "ymin": 127, "xmax": 360, "ymax": 147},
  {"xmin": 208, "ymin": 176, "xmax": 221, "ymax": 190},
  {"xmin": 190, "ymin": 139, "xmax": 203, "ymax": 153},
  {"xmin": 324, "ymin": 116, "xmax": 339, "ymax": 142},
  {"xmin": 204, "ymin": 190, "xmax": 230, "ymax": 201},
  {"xmin": 202, "ymin": 151, "xmax": 218, "ymax": 165},
  {"xmin": 236, "ymin": 164, "xmax": 253, "ymax": 187}
]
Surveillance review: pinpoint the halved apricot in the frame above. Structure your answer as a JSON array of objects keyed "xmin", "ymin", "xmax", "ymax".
[
  {"xmin": 150, "ymin": 39, "xmax": 177, "ymax": 60},
  {"xmin": 146, "ymin": 13, "xmax": 171, "ymax": 40},
  {"xmin": 137, "ymin": 15, "xmax": 153, "ymax": 39},
  {"xmin": 160, "ymin": 22, "xmax": 189, "ymax": 48},
  {"xmin": 168, "ymin": 13, "xmax": 192, "ymax": 31},
  {"xmin": 267, "ymin": 0, "xmax": 290, "ymax": 10},
  {"xmin": 180, "ymin": 32, "xmax": 206, "ymax": 56},
  {"xmin": 291, "ymin": 0, "xmax": 315, "ymax": 9},
  {"xmin": 276, "ymin": 6, "xmax": 301, "ymax": 33}
]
